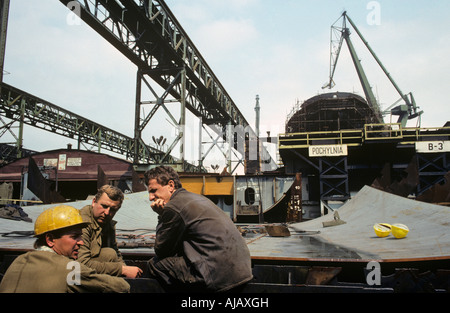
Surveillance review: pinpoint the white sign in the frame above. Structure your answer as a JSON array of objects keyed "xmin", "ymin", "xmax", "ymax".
[
  {"xmin": 43, "ymin": 158, "xmax": 58, "ymax": 167},
  {"xmin": 415, "ymin": 141, "xmax": 450, "ymax": 153},
  {"xmin": 67, "ymin": 157, "xmax": 82, "ymax": 166},
  {"xmin": 309, "ymin": 144, "xmax": 348, "ymax": 157},
  {"xmin": 58, "ymin": 154, "xmax": 67, "ymax": 171}
]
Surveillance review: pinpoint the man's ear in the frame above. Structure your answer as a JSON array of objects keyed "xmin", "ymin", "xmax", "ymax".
[
  {"xmin": 168, "ymin": 180, "xmax": 175, "ymax": 192},
  {"xmin": 45, "ymin": 233, "xmax": 55, "ymax": 248}
]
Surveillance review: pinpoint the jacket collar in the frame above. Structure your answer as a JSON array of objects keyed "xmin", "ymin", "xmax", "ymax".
[{"xmin": 169, "ymin": 188, "xmax": 185, "ymax": 201}]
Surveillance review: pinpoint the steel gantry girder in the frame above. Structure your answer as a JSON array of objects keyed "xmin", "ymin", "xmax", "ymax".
[
  {"xmin": 0, "ymin": 82, "xmax": 200, "ymax": 169},
  {"xmin": 59, "ymin": 0, "xmax": 275, "ymax": 172}
]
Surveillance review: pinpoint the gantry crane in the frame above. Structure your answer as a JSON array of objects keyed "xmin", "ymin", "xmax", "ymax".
[
  {"xmin": 57, "ymin": 0, "xmax": 275, "ymax": 173},
  {"xmin": 322, "ymin": 12, "xmax": 423, "ymax": 127}
]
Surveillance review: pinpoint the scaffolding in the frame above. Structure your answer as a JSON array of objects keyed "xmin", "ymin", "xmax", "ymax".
[{"xmin": 286, "ymin": 92, "xmax": 379, "ymax": 133}]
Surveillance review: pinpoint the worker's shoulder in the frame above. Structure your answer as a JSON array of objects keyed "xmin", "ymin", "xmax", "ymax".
[
  {"xmin": 171, "ymin": 188, "xmax": 211, "ymax": 207},
  {"xmin": 176, "ymin": 188, "xmax": 208, "ymax": 200},
  {"xmin": 21, "ymin": 249, "xmax": 72, "ymax": 266},
  {"xmin": 79, "ymin": 205, "xmax": 93, "ymax": 220}
]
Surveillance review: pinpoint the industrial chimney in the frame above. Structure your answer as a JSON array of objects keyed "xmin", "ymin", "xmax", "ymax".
[{"xmin": 255, "ymin": 95, "xmax": 260, "ymax": 138}]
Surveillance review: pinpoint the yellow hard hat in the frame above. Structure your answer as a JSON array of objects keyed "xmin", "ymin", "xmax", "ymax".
[
  {"xmin": 34, "ymin": 205, "xmax": 87, "ymax": 236},
  {"xmin": 391, "ymin": 223, "xmax": 409, "ymax": 239},
  {"xmin": 373, "ymin": 223, "xmax": 391, "ymax": 237}
]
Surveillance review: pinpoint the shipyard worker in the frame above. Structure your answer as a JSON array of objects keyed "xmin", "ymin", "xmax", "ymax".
[
  {"xmin": 0, "ymin": 205, "xmax": 130, "ymax": 293},
  {"xmin": 144, "ymin": 166, "xmax": 253, "ymax": 292},
  {"xmin": 78, "ymin": 185, "xmax": 143, "ymax": 278}
]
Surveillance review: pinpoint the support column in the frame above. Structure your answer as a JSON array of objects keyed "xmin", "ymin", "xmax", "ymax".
[
  {"xmin": 417, "ymin": 153, "xmax": 449, "ymax": 195},
  {"xmin": 179, "ymin": 66, "xmax": 186, "ymax": 171},
  {"xmin": 198, "ymin": 117, "xmax": 203, "ymax": 170},
  {"xmin": 319, "ymin": 156, "xmax": 349, "ymax": 201},
  {"xmin": 0, "ymin": 0, "xmax": 10, "ymax": 83},
  {"xmin": 227, "ymin": 120, "xmax": 233, "ymax": 173},
  {"xmin": 16, "ymin": 99, "xmax": 24, "ymax": 158},
  {"xmin": 134, "ymin": 69, "xmax": 142, "ymax": 164}
]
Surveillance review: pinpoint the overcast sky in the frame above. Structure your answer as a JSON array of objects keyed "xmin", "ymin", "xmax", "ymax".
[{"xmin": 2, "ymin": 1, "xmax": 449, "ymax": 171}]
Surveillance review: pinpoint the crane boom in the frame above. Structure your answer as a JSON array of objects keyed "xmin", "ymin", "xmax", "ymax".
[
  {"xmin": 343, "ymin": 25, "xmax": 382, "ymax": 121},
  {"xmin": 323, "ymin": 12, "xmax": 423, "ymax": 127}
]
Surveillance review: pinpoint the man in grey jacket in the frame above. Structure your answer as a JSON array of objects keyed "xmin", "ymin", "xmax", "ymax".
[
  {"xmin": 145, "ymin": 166, "xmax": 253, "ymax": 292},
  {"xmin": 0, "ymin": 205, "xmax": 130, "ymax": 293}
]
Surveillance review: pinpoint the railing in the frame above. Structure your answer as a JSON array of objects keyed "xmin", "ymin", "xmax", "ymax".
[
  {"xmin": 364, "ymin": 123, "xmax": 403, "ymax": 140},
  {"xmin": 279, "ymin": 129, "xmax": 364, "ymax": 149},
  {"xmin": 279, "ymin": 123, "xmax": 450, "ymax": 149}
]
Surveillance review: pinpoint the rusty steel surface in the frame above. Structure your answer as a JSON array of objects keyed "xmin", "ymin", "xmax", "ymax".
[
  {"xmin": 243, "ymin": 186, "xmax": 450, "ymax": 263},
  {"xmin": 417, "ymin": 171, "xmax": 450, "ymax": 205},
  {"xmin": 1, "ymin": 186, "xmax": 449, "ymax": 264},
  {"xmin": 286, "ymin": 185, "xmax": 450, "ymax": 261},
  {"xmin": 264, "ymin": 225, "xmax": 291, "ymax": 237},
  {"xmin": 286, "ymin": 173, "xmax": 302, "ymax": 223}
]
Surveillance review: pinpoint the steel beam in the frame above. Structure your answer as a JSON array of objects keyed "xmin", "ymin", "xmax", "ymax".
[
  {"xmin": 0, "ymin": 0, "xmax": 9, "ymax": 83},
  {"xmin": 59, "ymin": 0, "xmax": 276, "ymax": 172},
  {"xmin": 0, "ymin": 82, "xmax": 198, "ymax": 172},
  {"xmin": 417, "ymin": 153, "xmax": 450, "ymax": 195},
  {"xmin": 319, "ymin": 156, "xmax": 350, "ymax": 201}
]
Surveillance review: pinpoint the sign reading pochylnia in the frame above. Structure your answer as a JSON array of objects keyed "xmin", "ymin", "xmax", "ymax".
[{"xmin": 309, "ymin": 144, "xmax": 348, "ymax": 157}]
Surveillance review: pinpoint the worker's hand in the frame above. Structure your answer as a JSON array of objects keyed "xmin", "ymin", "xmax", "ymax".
[
  {"xmin": 122, "ymin": 265, "xmax": 143, "ymax": 278},
  {"xmin": 151, "ymin": 199, "xmax": 166, "ymax": 215}
]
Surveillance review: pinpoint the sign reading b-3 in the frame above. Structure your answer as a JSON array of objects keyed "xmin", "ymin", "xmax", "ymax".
[{"xmin": 415, "ymin": 141, "xmax": 450, "ymax": 153}]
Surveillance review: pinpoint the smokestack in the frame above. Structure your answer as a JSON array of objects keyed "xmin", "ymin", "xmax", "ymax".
[{"xmin": 255, "ymin": 95, "xmax": 260, "ymax": 138}]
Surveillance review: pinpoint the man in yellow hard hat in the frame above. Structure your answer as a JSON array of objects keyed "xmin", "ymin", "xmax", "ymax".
[
  {"xmin": 0, "ymin": 205, "xmax": 130, "ymax": 293},
  {"xmin": 78, "ymin": 185, "xmax": 142, "ymax": 278}
]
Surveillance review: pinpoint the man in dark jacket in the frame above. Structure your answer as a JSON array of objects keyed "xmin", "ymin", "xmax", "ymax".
[{"xmin": 145, "ymin": 166, "xmax": 253, "ymax": 292}]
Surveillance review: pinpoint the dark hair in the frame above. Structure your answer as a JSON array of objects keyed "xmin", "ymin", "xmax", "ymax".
[
  {"xmin": 34, "ymin": 236, "xmax": 47, "ymax": 249},
  {"xmin": 144, "ymin": 166, "xmax": 182, "ymax": 189},
  {"xmin": 33, "ymin": 225, "xmax": 81, "ymax": 249},
  {"xmin": 95, "ymin": 185, "xmax": 124, "ymax": 203}
]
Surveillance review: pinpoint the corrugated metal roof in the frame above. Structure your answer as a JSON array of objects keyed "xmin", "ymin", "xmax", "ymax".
[{"xmin": 0, "ymin": 149, "xmax": 133, "ymax": 182}]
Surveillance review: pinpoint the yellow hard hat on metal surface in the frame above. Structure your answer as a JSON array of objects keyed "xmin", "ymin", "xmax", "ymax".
[
  {"xmin": 373, "ymin": 223, "xmax": 391, "ymax": 237},
  {"xmin": 34, "ymin": 205, "xmax": 87, "ymax": 236},
  {"xmin": 391, "ymin": 223, "xmax": 409, "ymax": 239}
]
